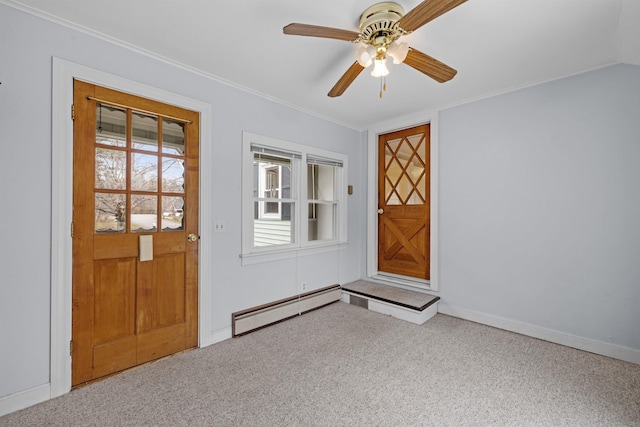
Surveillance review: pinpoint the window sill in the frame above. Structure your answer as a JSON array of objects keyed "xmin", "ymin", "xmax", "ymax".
[{"xmin": 240, "ymin": 241, "xmax": 349, "ymax": 266}]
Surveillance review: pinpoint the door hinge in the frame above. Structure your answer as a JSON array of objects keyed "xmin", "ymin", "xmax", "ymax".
[
  {"xmin": 71, "ymin": 104, "xmax": 75, "ymax": 121},
  {"xmin": 70, "ymin": 340, "xmax": 73, "ymax": 355},
  {"xmin": 71, "ymin": 222, "xmax": 74, "ymax": 238}
]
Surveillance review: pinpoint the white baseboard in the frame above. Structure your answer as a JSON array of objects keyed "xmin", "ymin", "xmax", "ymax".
[
  {"xmin": 438, "ymin": 303, "xmax": 640, "ymax": 365},
  {"xmin": 204, "ymin": 327, "xmax": 232, "ymax": 347},
  {"xmin": 0, "ymin": 383, "xmax": 50, "ymax": 417}
]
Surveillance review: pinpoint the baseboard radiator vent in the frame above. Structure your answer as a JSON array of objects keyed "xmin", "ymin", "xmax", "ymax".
[{"xmin": 232, "ymin": 284, "xmax": 341, "ymax": 337}]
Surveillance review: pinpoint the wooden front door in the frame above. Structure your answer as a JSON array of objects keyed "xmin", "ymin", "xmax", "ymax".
[
  {"xmin": 378, "ymin": 124, "xmax": 430, "ymax": 280},
  {"xmin": 72, "ymin": 80, "xmax": 199, "ymax": 385}
]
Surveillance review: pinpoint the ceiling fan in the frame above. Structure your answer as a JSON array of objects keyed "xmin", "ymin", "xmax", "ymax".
[{"xmin": 283, "ymin": 0, "xmax": 467, "ymax": 97}]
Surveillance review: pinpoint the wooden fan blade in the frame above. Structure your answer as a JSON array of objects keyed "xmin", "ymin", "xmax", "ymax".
[
  {"xmin": 403, "ymin": 48, "xmax": 457, "ymax": 83},
  {"xmin": 328, "ymin": 62, "xmax": 365, "ymax": 97},
  {"xmin": 283, "ymin": 23, "xmax": 360, "ymax": 42},
  {"xmin": 398, "ymin": 0, "xmax": 467, "ymax": 32}
]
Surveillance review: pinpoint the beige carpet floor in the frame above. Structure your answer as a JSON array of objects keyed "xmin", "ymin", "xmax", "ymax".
[{"xmin": 2, "ymin": 301, "xmax": 639, "ymax": 426}]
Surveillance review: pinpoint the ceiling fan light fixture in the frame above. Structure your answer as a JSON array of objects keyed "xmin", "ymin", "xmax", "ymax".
[
  {"xmin": 355, "ymin": 43, "xmax": 374, "ymax": 67},
  {"xmin": 388, "ymin": 41, "xmax": 409, "ymax": 64},
  {"xmin": 371, "ymin": 57, "xmax": 390, "ymax": 77}
]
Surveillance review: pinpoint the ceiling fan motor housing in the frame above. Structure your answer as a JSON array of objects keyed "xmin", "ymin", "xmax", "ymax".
[{"xmin": 359, "ymin": 2, "xmax": 405, "ymax": 47}]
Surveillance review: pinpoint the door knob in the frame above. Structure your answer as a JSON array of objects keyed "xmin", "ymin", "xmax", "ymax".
[
  {"xmin": 187, "ymin": 233, "xmax": 198, "ymax": 242},
  {"xmin": 377, "ymin": 208, "xmax": 384, "ymax": 214}
]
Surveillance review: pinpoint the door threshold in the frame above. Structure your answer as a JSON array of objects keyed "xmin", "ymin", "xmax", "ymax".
[
  {"xmin": 370, "ymin": 273, "xmax": 432, "ymax": 291},
  {"xmin": 71, "ymin": 347, "xmax": 196, "ymax": 390}
]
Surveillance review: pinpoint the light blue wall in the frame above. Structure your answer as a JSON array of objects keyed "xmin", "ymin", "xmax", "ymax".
[
  {"xmin": 438, "ymin": 64, "xmax": 640, "ymax": 350},
  {"xmin": 0, "ymin": 4, "xmax": 366, "ymax": 399},
  {"xmin": 2, "ymin": 0, "xmax": 639, "ymax": 411}
]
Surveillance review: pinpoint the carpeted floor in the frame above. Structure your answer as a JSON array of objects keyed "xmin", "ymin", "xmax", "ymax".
[{"xmin": 2, "ymin": 301, "xmax": 639, "ymax": 426}]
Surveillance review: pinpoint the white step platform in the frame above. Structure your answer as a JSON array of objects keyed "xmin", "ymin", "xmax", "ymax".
[{"xmin": 341, "ymin": 280, "xmax": 440, "ymax": 325}]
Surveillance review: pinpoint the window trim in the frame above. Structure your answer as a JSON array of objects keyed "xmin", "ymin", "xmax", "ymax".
[{"xmin": 241, "ymin": 132, "xmax": 348, "ymax": 265}]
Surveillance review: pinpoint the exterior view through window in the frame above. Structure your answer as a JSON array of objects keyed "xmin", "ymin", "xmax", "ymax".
[{"xmin": 242, "ymin": 132, "xmax": 347, "ymax": 263}]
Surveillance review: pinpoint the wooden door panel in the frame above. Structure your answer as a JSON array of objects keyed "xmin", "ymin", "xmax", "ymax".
[
  {"xmin": 156, "ymin": 254, "xmax": 186, "ymax": 327},
  {"xmin": 137, "ymin": 254, "xmax": 186, "ymax": 333},
  {"xmin": 94, "ymin": 234, "xmax": 138, "ymax": 260},
  {"xmin": 137, "ymin": 323, "xmax": 186, "ymax": 364},
  {"xmin": 94, "ymin": 258, "xmax": 137, "ymax": 343},
  {"xmin": 153, "ymin": 233, "xmax": 187, "ymax": 255},
  {"xmin": 380, "ymin": 219, "xmax": 427, "ymax": 263},
  {"xmin": 92, "ymin": 336, "xmax": 137, "ymax": 378},
  {"xmin": 383, "ymin": 218, "xmax": 427, "ymax": 258},
  {"xmin": 378, "ymin": 125, "xmax": 430, "ymax": 280}
]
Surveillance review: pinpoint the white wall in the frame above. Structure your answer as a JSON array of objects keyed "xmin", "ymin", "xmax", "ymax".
[
  {"xmin": 438, "ymin": 64, "xmax": 640, "ymax": 353},
  {"xmin": 0, "ymin": 3, "xmax": 366, "ymax": 404}
]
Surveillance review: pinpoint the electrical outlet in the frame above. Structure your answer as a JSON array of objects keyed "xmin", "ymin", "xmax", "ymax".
[{"xmin": 302, "ymin": 282, "xmax": 306, "ymax": 291}]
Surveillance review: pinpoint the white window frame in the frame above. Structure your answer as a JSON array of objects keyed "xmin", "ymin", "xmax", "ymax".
[
  {"xmin": 306, "ymin": 156, "xmax": 342, "ymax": 242},
  {"xmin": 241, "ymin": 132, "xmax": 348, "ymax": 265}
]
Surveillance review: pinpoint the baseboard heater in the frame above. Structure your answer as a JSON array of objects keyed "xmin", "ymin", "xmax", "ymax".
[{"xmin": 232, "ymin": 284, "xmax": 341, "ymax": 337}]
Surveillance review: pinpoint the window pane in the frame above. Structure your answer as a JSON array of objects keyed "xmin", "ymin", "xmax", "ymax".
[
  {"xmin": 95, "ymin": 193, "xmax": 126, "ymax": 233},
  {"xmin": 162, "ymin": 157, "xmax": 185, "ymax": 193},
  {"xmin": 96, "ymin": 104, "xmax": 126, "ymax": 147},
  {"xmin": 162, "ymin": 196, "xmax": 184, "ymax": 231},
  {"xmin": 254, "ymin": 154, "xmax": 291, "ymax": 198},
  {"xmin": 132, "ymin": 153, "xmax": 158, "ymax": 192},
  {"xmin": 96, "ymin": 148, "xmax": 126, "ymax": 190},
  {"xmin": 132, "ymin": 112, "xmax": 158, "ymax": 152},
  {"xmin": 254, "ymin": 154, "xmax": 291, "ymax": 220},
  {"xmin": 408, "ymin": 172, "xmax": 426, "ymax": 205},
  {"xmin": 307, "ymin": 164, "xmax": 334, "ymax": 200},
  {"xmin": 253, "ymin": 202, "xmax": 294, "ymax": 247},
  {"xmin": 162, "ymin": 119, "xmax": 185, "ymax": 155},
  {"xmin": 131, "ymin": 194, "xmax": 157, "ymax": 232},
  {"xmin": 308, "ymin": 203, "xmax": 335, "ymax": 241}
]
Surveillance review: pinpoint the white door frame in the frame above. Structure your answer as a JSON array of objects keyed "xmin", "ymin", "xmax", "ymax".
[
  {"xmin": 366, "ymin": 111, "xmax": 439, "ymax": 291},
  {"xmin": 51, "ymin": 58, "xmax": 213, "ymax": 397}
]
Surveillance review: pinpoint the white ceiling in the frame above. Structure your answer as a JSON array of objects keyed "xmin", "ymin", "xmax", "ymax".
[{"xmin": 6, "ymin": 0, "xmax": 640, "ymax": 130}]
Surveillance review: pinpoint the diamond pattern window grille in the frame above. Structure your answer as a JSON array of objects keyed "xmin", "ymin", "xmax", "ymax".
[{"xmin": 384, "ymin": 133, "xmax": 427, "ymax": 206}]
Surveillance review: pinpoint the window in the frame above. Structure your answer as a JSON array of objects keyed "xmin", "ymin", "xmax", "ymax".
[
  {"xmin": 307, "ymin": 156, "xmax": 342, "ymax": 241},
  {"xmin": 242, "ymin": 132, "xmax": 347, "ymax": 264}
]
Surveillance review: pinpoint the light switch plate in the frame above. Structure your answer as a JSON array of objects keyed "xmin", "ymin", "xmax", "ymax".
[{"xmin": 139, "ymin": 235, "xmax": 153, "ymax": 261}]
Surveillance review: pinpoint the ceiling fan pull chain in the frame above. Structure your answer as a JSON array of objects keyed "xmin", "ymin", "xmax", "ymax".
[{"xmin": 379, "ymin": 76, "xmax": 388, "ymax": 99}]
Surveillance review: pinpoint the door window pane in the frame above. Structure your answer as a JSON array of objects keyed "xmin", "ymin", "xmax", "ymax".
[
  {"xmin": 162, "ymin": 119, "xmax": 185, "ymax": 155},
  {"xmin": 162, "ymin": 158, "xmax": 185, "ymax": 193},
  {"xmin": 96, "ymin": 104, "xmax": 126, "ymax": 147},
  {"xmin": 132, "ymin": 112, "xmax": 158, "ymax": 152},
  {"xmin": 131, "ymin": 195, "xmax": 157, "ymax": 232},
  {"xmin": 132, "ymin": 153, "xmax": 158, "ymax": 192},
  {"xmin": 95, "ymin": 193, "xmax": 126, "ymax": 233},
  {"xmin": 162, "ymin": 196, "xmax": 184, "ymax": 231},
  {"xmin": 96, "ymin": 148, "xmax": 126, "ymax": 190}
]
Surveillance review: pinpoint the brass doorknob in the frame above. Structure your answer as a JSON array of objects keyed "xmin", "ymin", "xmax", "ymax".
[
  {"xmin": 187, "ymin": 233, "xmax": 198, "ymax": 242},
  {"xmin": 377, "ymin": 208, "xmax": 384, "ymax": 214}
]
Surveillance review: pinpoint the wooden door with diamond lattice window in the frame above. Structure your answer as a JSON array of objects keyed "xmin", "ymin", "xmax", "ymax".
[{"xmin": 378, "ymin": 124, "xmax": 430, "ymax": 280}]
